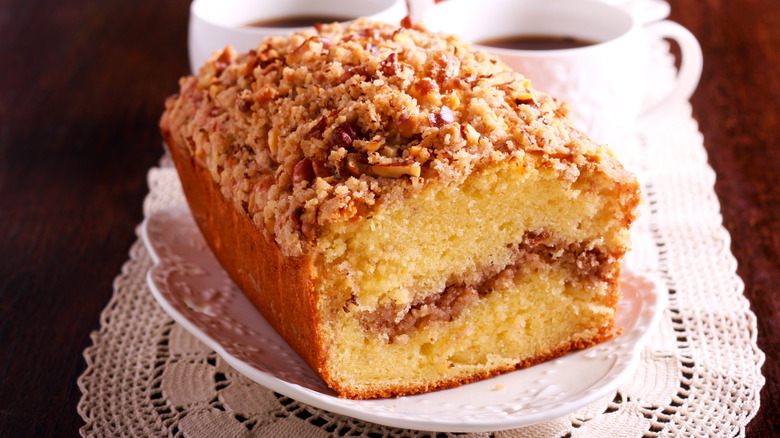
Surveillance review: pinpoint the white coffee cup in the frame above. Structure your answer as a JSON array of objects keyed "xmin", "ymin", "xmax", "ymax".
[
  {"xmin": 188, "ymin": 0, "xmax": 407, "ymax": 74},
  {"xmin": 419, "ymin": 0, "xmax": 702, "ymax": 145},
  {"xmin": 599, "ymin": 0, "xmax": 671, "ymax": 24}
]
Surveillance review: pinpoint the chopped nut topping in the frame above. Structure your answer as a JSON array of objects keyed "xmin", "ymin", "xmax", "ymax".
[
  {"xmin": 429, "ymin": 106, "xmax": 454, "ymax": 127},
  {"xmin": 345, "ymin": 153, "xmax": 370, "ymax": 177},
  {"xmin": 380, "ymin": 52, "xmax": 402, "ymax": 77},
  {"xmin": 361, "ymin": 28, "xmax": 380, "ymax": 40},
  {"xmin": 254, "ymin": 84, "xmax": 279, "ymax": 103},
  {"xmin": 332, "ymin": 123, "xmax": 359, "ymax": 148},
  {"xmin": 213, "ymin": 46, "xmax": 234, "ymax": 74},
  {"xmin": 293, "ymin": 157, "xmax": 314, "ymax": 188},
  {"xmin": 396, "ymin": 112, "xmax": 417, "ymax": 138},
  {"xmin": 371, "ymin": 161, "xmax": 421, "ymax": 178},
  {"xmin": 339, "ymin": 66, "xmax": 377, "ymax": 83},
  {"xmin": 414, "ymin": 78, "xmax": 439, "ymax": 95},
  {"xmin": 236, "ymin": 90, "xmax": 253, "ymax": 112},
  {"xmin": 307, "ymin": 116, "xmax": 328, "ymax": 139},
  {"xmin": 312, "ymin": 156, "xmax": 331, "ymax": 178},
  {"xmin": 267, "ymin": 128, "xmax": 279, "ymax": 157}
]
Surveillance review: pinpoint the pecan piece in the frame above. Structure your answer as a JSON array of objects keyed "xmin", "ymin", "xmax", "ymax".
[
  {"xmin": 254, "ymin": 84, "xmax": 279, "ymax": 103},
  {"xmin": 318, "ymin": 37, "xmax": 333, "ymax": 49},
  {"xmin": 514, "ymin": 91, "xmax": 538, "ymax": 106},
  {"xmin": 293, "ymin": 157, "xmax": 314, "ymax": 188},
  {"xmin": 243, "ymin": 56, "xmax": 259, "ymax": 77},
  {"xmin": 429, "ymin": 106, "xmax": 454, "ymax": 127},
  {"xmin": 371, "ymin": 161, "xmax": 421, "ymax": 178},
  {"xmin": 312, "ymin": 156, "xmax": 331, "ymax": 178},
  {"xmin": 287, "ymin": 36, "xmax": 324, "ymax": 64},
  {"xmin": 413, "ymin": 77, "xmax": 439, "ymax": 96},
  {"xmin": 331, "ymin": 123, "xmax": 359, "ymax": 148},
  {"xmin": 345, "ymin": 153, "xmax": 370, "ymax": 177},
  {"xmin": 306, "ymin": 116, "xmax": 328, "ymax": 139},
  {"xmin": 380, "ymin": 53, "xmax": 402, "ymax": 77},
  {"xmin": 267, "ymin": 128, "xmax": 279, "ymax": 157},
  {"xmin": 361, "ymin": 28, "xmax": 380, "ymax": 39},
  {"xmin": 237, "ymin": 98, "xmax": 252, "ymax": 112},
  {"xmin": 236, "ymin": 89, "xmax": 254, "ymax": 112},
  {"xmin": 366, "ymin": 43, "xmax": 380, "ymax": 56},
  {"xmin": 397, "ymin": 112, "xmax": 416, "ymax": 138},
  {"xmin": 339, "ymin": 65, "xmax": 377, "ymax": 83},
  {"xmin": 213, "ymin": 46, "xmax": 234, "ymax": 74},
  {"xmin": 257, "ymin": 51, "xmax": 280, "ymax": 69}
]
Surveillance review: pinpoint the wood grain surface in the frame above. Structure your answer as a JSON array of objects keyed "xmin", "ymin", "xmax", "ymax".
[{"xmin": 0, "ymin": 0, "xmax": 776, "ymax": 436}]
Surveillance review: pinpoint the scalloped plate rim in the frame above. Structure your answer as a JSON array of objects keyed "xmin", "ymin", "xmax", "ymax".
[{"xmin": 141, "ymin": 205, "xmax": 667, "ymax": 433}]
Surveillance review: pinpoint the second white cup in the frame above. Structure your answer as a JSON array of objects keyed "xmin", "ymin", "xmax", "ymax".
[{"xmin": 420, "ymin": 0, "xmax": 703, "ymax": 145}]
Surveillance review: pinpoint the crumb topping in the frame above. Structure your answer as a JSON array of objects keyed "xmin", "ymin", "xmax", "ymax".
[{"xmin": 161, "ymin": 18, "xmax": 614, "ymax": 256}]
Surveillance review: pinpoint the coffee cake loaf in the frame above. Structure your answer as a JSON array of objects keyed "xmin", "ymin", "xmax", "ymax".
[{"xmin": 159, "ymin": 18, "xmax": 641, "ymax": 399}]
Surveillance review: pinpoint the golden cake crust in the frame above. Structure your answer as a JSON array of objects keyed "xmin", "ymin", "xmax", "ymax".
[{"xmin": 161, "ymin": 132, "xmax": 328, "ymax": 374}]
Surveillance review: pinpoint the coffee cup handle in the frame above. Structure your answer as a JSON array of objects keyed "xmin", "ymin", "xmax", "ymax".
[{"xmin": 639, "ymin": 20, "xmax": 703, "ymax": 121}]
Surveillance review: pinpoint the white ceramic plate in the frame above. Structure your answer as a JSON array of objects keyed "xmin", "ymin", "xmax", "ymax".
[{"xmin": 141, "ymin": 205, "xmax": 666, "ymax": 432}]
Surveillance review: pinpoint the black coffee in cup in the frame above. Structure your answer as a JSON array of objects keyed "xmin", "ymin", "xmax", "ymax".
[
  {"xmin": 479, "ymin": 34, "xmax": 598, "ymax": 50},
  {"xmin": 244, "ymin": 15, "xmax": 353, "ymax": 28}
]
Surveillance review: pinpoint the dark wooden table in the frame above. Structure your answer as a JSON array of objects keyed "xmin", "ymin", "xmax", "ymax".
[{"xmin": 0, "ymin": 0, "xmax": 777, "ymax": 436}]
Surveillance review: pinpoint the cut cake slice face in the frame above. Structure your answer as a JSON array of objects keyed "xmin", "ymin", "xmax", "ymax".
[{"xmin": 314, "ymin": 153, "xmax": 638, "ymax": 398}]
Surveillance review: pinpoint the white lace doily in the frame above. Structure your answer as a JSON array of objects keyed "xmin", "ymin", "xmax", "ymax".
[{"xmin": 77, "ymin": 47, "xmax": 765, "ymax": 437}]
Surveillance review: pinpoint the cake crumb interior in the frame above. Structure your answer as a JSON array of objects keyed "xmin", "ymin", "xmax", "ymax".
[{"xmin": 314, "ymin": 159, "xmax": 631, "ymax": 395}]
